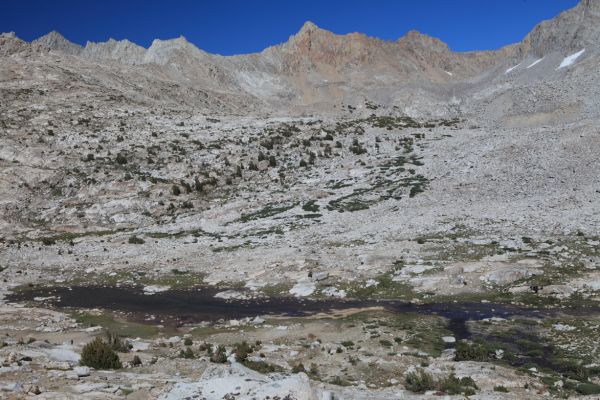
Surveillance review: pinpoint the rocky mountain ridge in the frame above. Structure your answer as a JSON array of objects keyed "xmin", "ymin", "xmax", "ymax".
[{"xmin": 0, "ymin": 0, "xmax": 596, "ymax": 115}]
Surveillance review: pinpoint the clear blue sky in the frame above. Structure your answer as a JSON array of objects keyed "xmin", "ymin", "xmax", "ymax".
[{"xmin": 2, "ymin": 0, "xmax": 580, "ymax": 55}]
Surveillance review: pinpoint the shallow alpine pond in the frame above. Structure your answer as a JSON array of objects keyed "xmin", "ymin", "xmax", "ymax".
[{"xmin": 7, "ymin": 285, "xmax": 600, "ymax": 392}]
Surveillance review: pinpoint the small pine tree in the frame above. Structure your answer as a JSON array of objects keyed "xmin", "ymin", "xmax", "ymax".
[
  {"xmin": 128, "ymin": 236, "xmax": 145, "ymax": 245},
  {"xmin": 80, "ymin": 337, "xmax": 122, "ymax": 370},
  {"xmin": 269, "ymin": 155, "xmax": 277, "ymax": 167},
  {"xmin": 115, "ymin": 153, "xmax": 127, "ymax": 165},
  {"xmin": 404, "ymin": 369, "xmax": 435, "ymax": 393},
  {"xmin": 234, "ymin": 341, "xmax": 253, "ymax": 362},
  {"xmin": 210, "ymin": 345, "xmax": 227, "ymax": 363},
  {"xmin": 105, "ymin": 331, "xmax": 130, "ymax": 352},
  {"xmin": 292, "ymin": 363, "xmax": 306, "ymax": 373},
  {"xmin": 179, "ymin": 347, "xmax": 195, "ymax": 359}
]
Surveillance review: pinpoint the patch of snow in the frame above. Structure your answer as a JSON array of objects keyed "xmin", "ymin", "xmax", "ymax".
[
  {"xmin": 552, "ymin": 323, "xmax": 576, "ymax": 332},
  {"xmin": 245, "ymin": 280, "xmax": 266, "ymax": 291},
  {"xmin": 526, "ymin": 57, "xmax": 544, "ymax": 69},
  {"xmin": 142, "ymin": 285, "xmax": 170, "ymax": 295},
  {"xmin": 33, "ymin": 296, "xmax": 57, "ymax": 302},
  {"xmin": 289, "ymin": 281, "xmax": 316, "ymax": 297},
  {"xmin": 558, "ymin": 49, "xmax": 585, "ymax": 69},
  {"xmin": 321, "ymin": 287, "xmax": 346, "ymax": 298},
  {"xmin": 505, "ymin": 63, "xmax": 521, "ymax": 74},
  {"xmin": 364, "ymin": 279, "xmax": 378, "ymax": 288},
  {"xmin": 444, "ymin": 71, "xmax": 453, "ymax": 76},
  {"xmin": 214, "ymin": 290, "xmax": 250, "ymax": 300}
]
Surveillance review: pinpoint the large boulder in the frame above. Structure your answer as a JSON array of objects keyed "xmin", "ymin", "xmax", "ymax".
[{"xmin": 159, "ymin": 362, "xmax": 317, "ymax": 400}]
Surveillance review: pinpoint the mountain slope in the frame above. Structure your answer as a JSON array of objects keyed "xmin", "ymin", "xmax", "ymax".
[{"xmin": 1, "ymin": 0, "xmax": 599, "ymax": 116}]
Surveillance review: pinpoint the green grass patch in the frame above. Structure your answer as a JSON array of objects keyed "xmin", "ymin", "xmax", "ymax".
[
  {"xmin": 72, "ymin": 311, "xmax": 159, "ymax": 338},
  {"xmin": 237, "ymin": 203, "xmax": 297, "ymax": 223}
]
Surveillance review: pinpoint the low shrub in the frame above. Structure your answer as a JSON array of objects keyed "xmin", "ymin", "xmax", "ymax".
[
  {"xmin": 438, "ymin": 373, "xmax": 478, "ymax": 395},
  {"xmin": 210, "ymin": 345, "xmax": 227, "ymax": 363},
  {"xmin": 128, "ymin": 236, "xmax": 145, "ymax": 245},
  {"xmin": 233, "ymin": 341, "xmax": 254, "ymax": 362},
  {"xmin": 454, "ymin": 341, "xmax": 489, "ymax": 361},
  {"xmin": 404, "ymin": 369, "xmax": 435, "ymax": 393},
  {"xmin": 179, "ymin": 347, "xmax": 195, "ymax": 359},
  {"xmin": 576, "ymin": 383, "xmax": 600, "ymax": 395},
  {"xmin": 80, "ymin": 337, "xmax": 122, "ymax": 369},
  {"xmin": 105, "ymin": 331, "xmax": 130, "ymax": 352},
  {"xmin": 292, "ymin": 363, "xmax": 306, "ymax": 373}
]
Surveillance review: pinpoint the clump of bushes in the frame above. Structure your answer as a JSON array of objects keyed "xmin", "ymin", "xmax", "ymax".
[
  {"xmin": 128, "ymin": 235, "xmax": 145, "ymax": 245},
  {"xmin": 115, "ymin": 153, "xmax": 127, "ymax": 165},
  {"xmin": 576, "ymin": 383, "xmax": 600, "ymax": 395},
  {"xmin": 80, "ymin": 337, "xmax": 122, "ymax": 369},
  {"xmin": 41, "ymin": 237, "xmax": 56, "ymax": 246},
  {"xmin": 330, "ymin": 376, "xmax": 351, "ymax": 386},
  {"xmin": 104, "ymin": 331, "xmax": 130, "ymax": 352},
  {"xmin": 404, "ymin": 369, "xmax": 435, "ymax": 393},
  {"xmin": 438, "ymin": 373, "xmax": 478, "ymax": 395},
  {"xmin": 292, "ymin": 363, "xmax": 306, "ymax": 373},
  {"xmin": 233, "ymin": 341, "xmax": 254, "ymax": 362},
  {"xmin": 404, "ymin": 369, "xmax": 478, "ymax": 395},
  {"xmin": 243, "ymin": 359, "xmax": 282, "ymax": 373},
  {"xmin": 209, "ymin": 345, "xmax": 227, "ymax": 363},
  {"xmin": 179, "ymin": 347, "xmax": 195, "ymax": 359},
  {"xmin": 454, "ymin": 341, "xmax": 489, "ymax": 361}
]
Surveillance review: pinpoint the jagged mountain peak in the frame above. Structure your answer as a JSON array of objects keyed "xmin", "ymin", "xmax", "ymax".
[
  {"xmin": 286, "ymin": 20, "xmax": 337, "ymax": 46},
  {"xmin": 0, "ymin": 31, "xmax": 29, "ymax": 56},
  {"xmin": 397, "ymin": 30, "xmax": 450, "ymax": 52},
  {"xmin": 298, "ymin": 21, "xmax": 320, "ymax": 34},
  {"xmin": 36, "ymin": 30, "xmax": 64, "ymax": 41},
  {"xmin": 146, "ymin": 35, "xmax": 209, "ymax": 64},
  {"xmin": 84, "ymin": 37, "xmax": 142, "ymax": 47},
  {"xmin": 81, "ymin": 37, "xmax": 146, "ymax": 64},
  {"xmin": 33, "ymin": 30, "xmax": 82, "ymax": 55},
  {"xmin": 521, "ymin": 0, "xmax": 600, "ymax": 55},
  {"xmin": 149, "ymin": 35, "xmax": 192, "ymax": 48},
  {"xmin": 290, "ymin": 20, "xmax": 371, "ymax": 42}
]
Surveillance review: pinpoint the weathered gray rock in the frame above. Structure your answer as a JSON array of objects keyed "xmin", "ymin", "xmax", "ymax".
[{"xmin": 73, "ymin": 366, "xmax": 90, "ymax": 377}]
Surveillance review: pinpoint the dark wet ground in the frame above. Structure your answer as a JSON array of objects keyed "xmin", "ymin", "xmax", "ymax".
[{"xmin": 7, "ymin": 285, "xmax": 598, "ymax": 340}]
